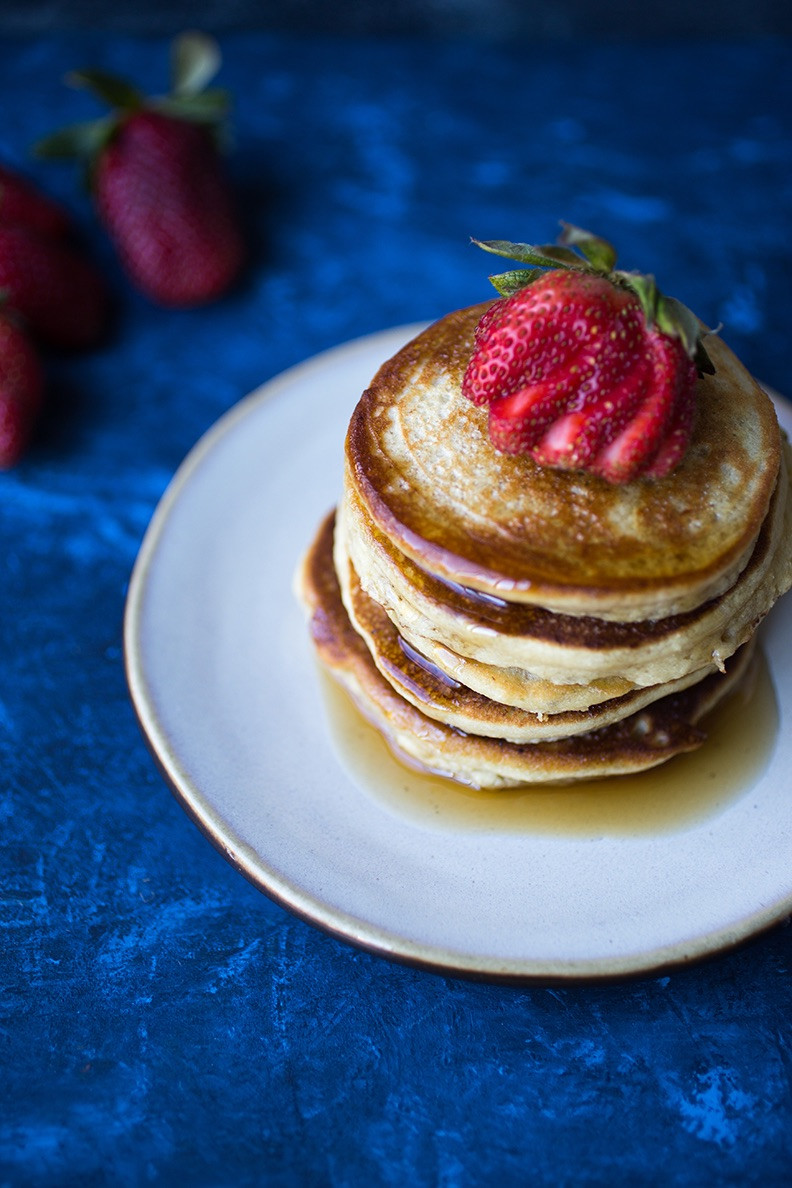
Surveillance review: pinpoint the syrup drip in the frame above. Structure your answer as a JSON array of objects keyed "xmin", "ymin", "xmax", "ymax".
[
  {"xmin": 319, "ymin": 649, "xmax": 778, "ymax": 838},
  {"xmin": 431, "ymin": 571, "xmax": 510, "ymax": 610},
  {"xmin": 397, "ymin": 634, "xmax": 461, "ymax": 690}
]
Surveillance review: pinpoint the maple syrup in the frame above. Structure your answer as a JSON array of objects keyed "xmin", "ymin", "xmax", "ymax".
[{"xmin": 319, "ymin": 649, "xmax": 778, "ymax": 838}]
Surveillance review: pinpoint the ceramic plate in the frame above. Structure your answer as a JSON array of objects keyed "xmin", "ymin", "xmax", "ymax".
[{"xmin": 124, "ymin": 326, "xmax": 792, "ymax": 981}]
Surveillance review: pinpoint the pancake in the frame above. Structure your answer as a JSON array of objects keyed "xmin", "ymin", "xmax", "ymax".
[
  {"xmin": 335, "ymin": 531, "xmax": 718, "ymax": 743},
  {"xmin": 339, "ymin": 445, "xmax": 792, "ymax": 690},
  {"xmin": 381, "ymin": 627, "xmax": 635, "ymax": 715},
  {"xmin": 345, "ymin": 305, "xmax": 781, "ymax": 621},
  {"xmin": 297, "ymin": 512, "xmax": 756, "ymax": 789}
]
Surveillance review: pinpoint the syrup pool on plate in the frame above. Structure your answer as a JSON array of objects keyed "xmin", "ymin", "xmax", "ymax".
[{"xmin": 319, "ymin": 649, "xmax": 778, "ymax": 838}]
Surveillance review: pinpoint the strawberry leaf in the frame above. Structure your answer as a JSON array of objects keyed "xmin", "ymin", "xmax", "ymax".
[
  {"xmin": 559, "ymin": 222, "xmax": 617, "ymax": 271},
  {"xmin": 34, "ymin": 117, "xmax": 116, "ymax": 161},
  {"xmin": 535, "ymin": 243, "xmax": 588, "ymax": 267},
  {"xmin": 656, "ymin": 295, "xmax": 700, "ymax": 356},
  {"xmin": 170, "ymin": 31, "xmax": 222, "ymax": 98},
  {"xmin": 489, "ymin": 268, "xmax": 547, "ymax": 296},
  {"xmin": 67, "ymin": 69, "xmax": 143, "ymax": 111},
  {"xmin": 472, "ymin": 238, "xmax": 582, "ymax": 271},
  {"xmin": 694, "ymin": 339, "xmax": 716, "ymax": 375},
  {"xmin": 694, "ymin": 342, "xmax": 716, "ymax": 375},
  {"xmin": 156, "ymin": 89, "xmax": 230, "ymax": 124},
  {"xmin": 657, "ymin": 295, "xmax": 717, "ymax": 374},
  {"xmin": 619, "ymin": 272, "xmax": 659, "ymax": 324}
]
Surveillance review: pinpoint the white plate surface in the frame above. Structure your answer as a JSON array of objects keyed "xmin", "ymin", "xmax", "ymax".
[{"xmin": 124, "ymin": 326, "xmax": 792, "ymax": 981}]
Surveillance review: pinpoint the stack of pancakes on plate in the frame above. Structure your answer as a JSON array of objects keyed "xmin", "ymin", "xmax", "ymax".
[{"xmin": 298, "ymin": 304, "xmax": 792, "ymax": 788}]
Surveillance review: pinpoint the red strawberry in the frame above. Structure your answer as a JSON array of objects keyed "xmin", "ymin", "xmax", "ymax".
[
  {"xmin": 0, "ymin": 224, "xmax": 109, "ymax": 350},
  {"xmin": 36, "ymin": 32, "xmax": 243, "ymax": 307},
  {"xmin": 462, "ymin": 225, "xmax": 712, "ymax": 484},
  {"xmin": 0, "ymin": 164, "xmax": 72, "ymax": 238},
  {"xmin": 0, "ymin": 312, "xmax": 44, "ymax": 468},
  {"xmin": 94, "ymin": 111, "xmax": 243, "ymax": 306}
]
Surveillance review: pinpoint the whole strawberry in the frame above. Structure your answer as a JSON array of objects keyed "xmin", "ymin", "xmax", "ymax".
[
  {"xmin": 37, "ymin": 33, "xmax": 244, "ymax": 307},
  {"xmin": 0, "ymin": 311, "xmax": 44, "ymax": 468},
  {"xmin": 0, "ymin": 223, "xmax": 109, "ymax": 350},
  {"xmin": 0, "ymin": 163, "xmax": 72, "ymax": 238},
  {"xmin": 462, "ymin": 224, "xmax": 714, "ymax": 484},
  {"xmin": 95, "ymin": 111, "xmax": 243, "ymax": 306}
]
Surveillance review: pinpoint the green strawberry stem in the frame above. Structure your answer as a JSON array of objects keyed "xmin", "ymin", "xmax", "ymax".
[
  {"xmin": 170, "ymin": 32, "xmax": 221, "ymax": 97},
  {"xmin": 34, "ymin": 31, "xmax": 231, "ymax": 175},
  {"xmin": 558, "ymin": 221, "xmax": 617, "ymax": 271},
  {"xmin": 473, "ymin": 223, "xmax": 715, "ymax": 375},
  {"xmin": 66, "ymin": 69, "xmax": 144, "ymax": 111}
]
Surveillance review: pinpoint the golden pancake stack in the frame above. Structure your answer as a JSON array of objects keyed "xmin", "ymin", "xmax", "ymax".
[{"xmin": 298, "ymin": 302, "xmax": 792, "ymax": 789}]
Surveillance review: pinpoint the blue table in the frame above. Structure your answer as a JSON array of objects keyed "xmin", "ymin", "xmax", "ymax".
[{"xmin": 2, "ymin": 31, "xmax": 791, "ymax": 1184}]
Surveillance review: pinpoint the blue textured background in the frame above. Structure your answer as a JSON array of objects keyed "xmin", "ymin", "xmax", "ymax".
[{"xmin": 2, "ymin": 31, "xmax": 792, "ymax": 1185}]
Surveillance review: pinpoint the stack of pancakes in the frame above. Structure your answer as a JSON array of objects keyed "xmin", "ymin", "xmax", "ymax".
[{"xmin": 298, "ymin": 305, "xmax": 792, "ymax": 788}]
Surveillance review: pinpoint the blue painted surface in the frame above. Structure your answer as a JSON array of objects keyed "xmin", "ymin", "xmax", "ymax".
[{"xmin": 1, "ymin": 31, "xmax": 792, "ymax": 1186}]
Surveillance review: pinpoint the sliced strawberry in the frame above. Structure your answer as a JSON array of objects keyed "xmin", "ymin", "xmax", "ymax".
[
  {"xmin": 642, "ymin": 373, "xmax": 697, "ymax": 479},
  {"xmin": 488, "ymin": 366, "xmax": 587, "ymax": 451},
  {"xmin": 462, "ymin": 225, "xmax": 711, "ymax": 484},
  {"xmin": 532, "ymin": 353, "xmax": 654, "ymax": 470},
  {"xmin": 592, "ymin": 335, "xmax": 693, "ymax": 483}
]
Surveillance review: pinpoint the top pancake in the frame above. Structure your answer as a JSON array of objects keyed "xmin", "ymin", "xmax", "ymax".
[{"xmin": 346, "ymin": 304, "xmax": 781, "ymax": 620}]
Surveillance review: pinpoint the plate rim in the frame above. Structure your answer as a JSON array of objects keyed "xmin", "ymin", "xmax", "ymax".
[{"xmin": 124, "ymin": 328, "xmax": 792, "ymax": 984}]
